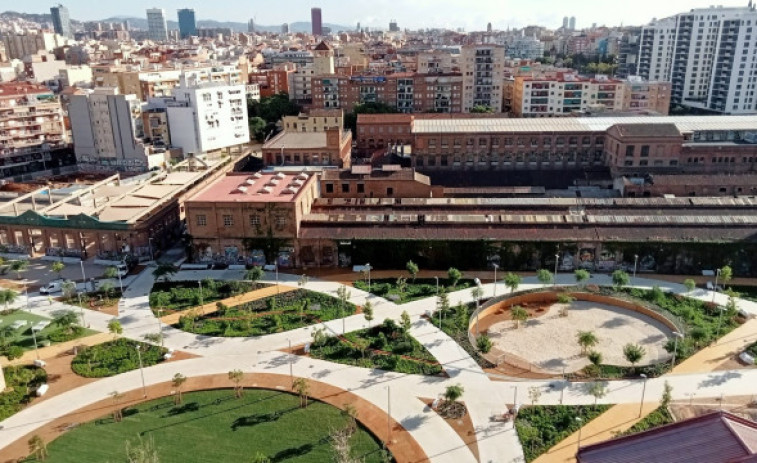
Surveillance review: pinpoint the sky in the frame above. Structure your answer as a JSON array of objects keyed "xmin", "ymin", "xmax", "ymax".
[{"xmin": 12, "ymin": 0, "xmax": 752, "ymax": 29}]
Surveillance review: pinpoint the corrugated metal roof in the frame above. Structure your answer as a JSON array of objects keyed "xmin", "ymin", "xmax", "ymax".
[{"xmin": 411, "ymin": 115, "xmax": 757, "ymax": 134}]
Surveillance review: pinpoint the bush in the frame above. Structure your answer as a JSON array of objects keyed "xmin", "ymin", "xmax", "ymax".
[
  {"xmin": 71, "ymin": 339, "xmax": 167, "ymax": 378},
  {"xmin": 3, "ymin": 345, "xmax": 24, "ymax": 360},
  {"xmin": 0, "ymin": 365, "xmax": 46, "ymax": 421},
  {"xmin": 46, "ymin": 326, "xmax": 84, "ymax": 343},
  {"xmin": 476, "ymin": 334, "xmax": 493, "ymax": 353}
]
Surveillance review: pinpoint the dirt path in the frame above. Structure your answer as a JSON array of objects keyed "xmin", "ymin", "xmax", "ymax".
[
  {"xmin": 158, "ymin": 285, "xmax": 298, "ymax": 325},
  {"xmin": 0, "ymin": 373, "xmax": 428, "ymax": 463}
]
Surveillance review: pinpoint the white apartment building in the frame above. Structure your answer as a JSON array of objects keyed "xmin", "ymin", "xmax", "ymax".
[
  {"xmin": 146, "ymin": 8, "xmax": 168, "ymax": 42},
  {"xmin": 461, "ymin": 44, "xmax": 505, "ymax": 112},
  {"xmin": 69, "ymin": 87, "xmax": 163, "ymax": 172},
  {"xmin": 639, "ymin": 5, "xmax": 757, "ymax": 114},
  {"xmin": 165, "ymin": 74, "xmax": 249, "ymax": 155}
]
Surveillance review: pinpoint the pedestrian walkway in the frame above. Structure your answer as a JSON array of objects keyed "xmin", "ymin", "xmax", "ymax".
[{"xmin": 1, "ymin": 332, "xmax": 112, "ymax": 367}]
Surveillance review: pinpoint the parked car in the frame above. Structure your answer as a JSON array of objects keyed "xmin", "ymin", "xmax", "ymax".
[
  {"xmin": 39, "ymin": 280, "xmax": 64, "ymax": 294},
  {"xmin": 738, "ymin": 351, "xmax": 756, "ymax": 366}
]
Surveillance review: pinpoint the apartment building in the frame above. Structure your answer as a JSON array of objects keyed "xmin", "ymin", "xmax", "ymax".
[
  {"xmin": 0, "ymin": 82, "xmax": 67, "ymax": 175},
  {"xmin": 282, "ymin": 109, "xmax": 343, "ymax": 133},
  {"xmin": 1, "ymin": 31, "xmax": 62, "ymax": 60},
  {"xmin": 639, "ymin": 5, "xmax": 757, "ymax": 114},
  {"xmin": 93, "ymin": 66, "xmax": 242, "ymax": 101},
  {"xmin": 461, "ymin": 44, "xmax": 505, "ymax": 112},
  {"xmin": 69, "ymin": 87, "xmax": 164, "ymax": 172},
  {"xmin": 416, "ymin": 50, "xmax": 461, "ymax": 74}
]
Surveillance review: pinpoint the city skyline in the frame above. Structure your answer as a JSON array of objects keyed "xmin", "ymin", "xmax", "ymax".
[{"xmin": 5, "ymin": 0, "xmax": 751, "ymax": 30}]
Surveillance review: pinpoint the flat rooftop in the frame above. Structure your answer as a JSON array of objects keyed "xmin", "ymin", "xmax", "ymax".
[
  {"xmin": 263, "ymin": 131, "xmax": 349, "ymax": 150},
  {"xmin": 187, "ymin": 172, "xmax": 314, "ymax": 204}
]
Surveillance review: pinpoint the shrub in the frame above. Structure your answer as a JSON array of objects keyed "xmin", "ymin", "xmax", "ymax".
[
  {"xmin": 476, "ymin": 334, "xmax": 493, "ymax": 353},
  {"xmin": 71, "ymin": 339, "xmax": 167, "ymax": 378},
  {"xmin": 4, "ymin": 345, "xmax": 24, "ymax": 360}
]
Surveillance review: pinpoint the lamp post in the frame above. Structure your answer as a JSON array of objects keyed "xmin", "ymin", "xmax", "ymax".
[
  {"xmin": 671, "ymin": 331, "xmax": 684, "ymax": 367},
  {"xmin": 633, "ymin": 254, "xmax": 639, "ymax": 282},
  {"xmin": 712, "ymin": 268, "xmax": 721, "ymax": 303},
  {"xmin": 117, "ymin": 271, "xmax": 123, "ymax": 294},
  {"xmin": 80, "ymin": 260, "xmax": 87, "ymax": 285},
  {"xmin": 366, "ymin": 263, "xmax": 371, "ymax": 293},
  {"xmin": 554, "ymin": 253, "xmax": 559, "ymax": 287},
  {"xmin": 148, "ymin": 237, "xmax": 155, "ymax": 261},
  {"xmin": 157, "ymin": 308, "xmax": 164, "ymax": 347},
  {"xmin": 434, "ymin": 276, "xmax": 439, "ymax": 295},
  {"xmin": 136, "ymin": 345, "xmax": 147, "ymax": 398},
  {"xmin": 492, "ymin": 263, "xmax": 499, "ymax": 297},
  {"xmin": 27, "ymin": 283, "xmax": 39, "ymax": 360},
  {"xmin": 576, "ymin": 417, "xmax": 583, "ymax": 451},
  {"xmin": 639, "ymin": 373, "xmax": 648, "ymax": 417},
  {"xmin": 512, "ymin": 385, "xmax": 518, "ymax": 405},
  {"xmin": 288, "ymin": 339, "xmax": 293, "ymax": 388},
  {"xmin": 197, "ymin": 280, "xmax": 204, "ymax": 314},
  {"xmin": 77, "ymin": 292, "xmax": 85, "ymax": 326},
  {"xmin": 715, "ymin": 305, "xmax": 727, "ymax": 341}
]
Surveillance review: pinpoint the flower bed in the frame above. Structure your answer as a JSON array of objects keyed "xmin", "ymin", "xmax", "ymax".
[
  {"xmin": 71, "ymin": 339, "xmax": 168, "ymax": 378},
  {"xmin": 0, "ymin": 365, "xmax": 46, "ymax": 421},
  {"xmin": 354, "ymin": 278, "xmax": 474, "ymax": 304},
  {"xmin": 149, "ymin": 279, "xmax": 268, "ymax": 314}
]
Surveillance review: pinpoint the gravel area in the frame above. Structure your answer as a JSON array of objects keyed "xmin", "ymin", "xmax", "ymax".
[{"xmin": 486, "ymin": 301, "xmax": 673, "ymax": 373}]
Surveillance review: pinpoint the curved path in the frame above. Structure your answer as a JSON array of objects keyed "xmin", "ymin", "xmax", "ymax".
[{"xmin": 1, "ymin": 269, "xmax": 756, "ymax": 463}]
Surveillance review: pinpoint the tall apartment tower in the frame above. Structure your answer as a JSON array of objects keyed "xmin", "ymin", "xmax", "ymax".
[
  {"xmin": 177, "ymin": 8, "xmax": 196, "ymax": 39},
  {"xmin": 638, "ymin": 5, "xmax": 757, "ymax": 114},
  {"xmin": 562, "ymin": 17, "xmax": 569, "ymax": 30},
  {"xmin": 461, "ymin": 44, "xmax": 505, "ymax": 112},
  {"xmin": 50, "ymin": 4, "xmax": 72, "ymax": 38},
  {"xmin": 311, "ymin": 8, "xmax": 323, "ymax": 35},
  {"xmin": 569, "ymin": 17, "xmax": 576, "ymax": 31},
  {"xmin": 146, "ymin": 8, "xmax": 168, "ymax": 42},
  {"xmin": 248, "ymin": 18, "xmax": 255, "ymax": 33},
  {"xmin": 281, "ymin": 23, "xmax": 290, "ymax": 34}
]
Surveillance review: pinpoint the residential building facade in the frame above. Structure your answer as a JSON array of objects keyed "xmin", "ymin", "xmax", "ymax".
[{"xmin": 461, "ymin": 44, "xmax": 505, "ymax": 112}]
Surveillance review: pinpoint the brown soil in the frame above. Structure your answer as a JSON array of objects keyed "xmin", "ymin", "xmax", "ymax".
[
  {"xmin": 420, "ymin": 398, "xmax": 479, "ymax": 462},
  {"xmin": 475, "ymin": 300, "xmax": 552, "ymax": 334},
  {"xmin": 485, "ymin": 365, "xmax": 557, "ymax": 380},
  {"xmin": 1, "ymin": 373, "xmax": 428, "ymax": 463},
  {"xmin": 0, "ymin": 279, "xmax": 28, "ymax": 291}
]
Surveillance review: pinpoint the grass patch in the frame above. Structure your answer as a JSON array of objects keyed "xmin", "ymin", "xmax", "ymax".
[
  {"xmin": 0, "ymin": 365, "xmax": 46, "ymax": 421},
  {"xmin": 25, "ymin": 389, "xmax": 389, "ymax": 463},
  {"xmin": 0, "ymin": 309, "xmax": 96, "ymax": 357},
  {"xmin": 71, "ymin": 339, "xmax": 168, "ymax": 378},
  {"xmin": 354, "ymin": 278, "xmax": 474, "ymax": 304},
  {"xmin": 515, "ymin": 405, "xmax": 611, "ymax": 462},
  {"xmin": 174, "ymin": 289, "xmax": 357, "ymax": 337},
  {"xmin": 620, "ymin": 406, "xmax": 674, "ymax": 436},
  {"xmin": 149, "ymin": 279, "xmax": 268, "ymax": 315},
  {"xmin": 309, "ymin": 319, "xmax": 443, "ymax": 376}
]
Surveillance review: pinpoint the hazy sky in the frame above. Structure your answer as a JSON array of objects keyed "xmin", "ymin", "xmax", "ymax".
[{"xmin": 14, "ymin": 0, "xmax": 752, "ymax": 29}]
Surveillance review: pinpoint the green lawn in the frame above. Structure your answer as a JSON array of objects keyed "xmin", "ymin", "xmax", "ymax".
[
  {"xmin": 354, "ymin": 278, "xmax": 474, "ymax": 304},
  {"xmin": 309, "ymin": 319, "xmax": 443, "ymax": 376},
  {"xmin": 174, "ymin": 290, "xmax": 357, "ymax": 337},
  {"xmin": 0, "ymin": 310, "xmax": 96, "ymax": 356},
  {"xmin": 516, "ymin": 405, "xmax": 611, "ymax": 462},
  {"xmin": 71, "ymin": 339, "xmax": 168, "ymax": 378},
  {"xmin": 149, "ymin": 279, "xmax": 269, "ymax": 315},
  {"xmin": 0, "ymin": 365, "xmax": 47, "ymax": 421},
  {"xmin": 26, "ymin": 389, "xmax": 389, "ymax": 463}
]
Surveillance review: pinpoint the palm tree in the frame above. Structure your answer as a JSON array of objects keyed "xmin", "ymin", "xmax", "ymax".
[
  {"xmin": 53, "ymin": 310, "xmax": 78, "ymax": 334},
  {"xmin": 172, "ymin": 373, "xmax": 187, "ymax": 404},
  {"xmin": 406, "ymin": 260, "xmax": 419, "ymax": 283},
  {"xmin": 28, "ymin": 434, "xmax": 47, "ymax": 460},
  {"xmin": 537, "ymin": 269, "xmax": 553, "ymax": 286},
  {"xmin": 0, "ymin": 325, "xmax": 15, "ymax": 347},
  {"xmin": 511, "ymin": 305, "xmax": 529, "ymax": 328},
  {"xmin": 108, "ymin": 319, "xmax": 123, "ymax": 339},
  {"xmin": 292, "ymin": 377, "xmax": 310, "ymax": 408},
  {"xmin": 577, "ymin": 330, "xmax": 599, "ymax": 355},
  {"xmin": 228, "ymin": 370, "xmax": 244, "ymax": 398},
  {"xmin": 110, "ymin": 391, "xmax": 125, "ymax": 422},
  {"xmin": 245, "ymin": 266, "xmax": 265, "ymax": 282},
  {"xmin": 104, "ymin": 266, "xmax": 119, "ymax": 280},
  {"xmin": 152, "ymin": 264, "xmax": 177, "ymax": 282},
  {"xmin": 443, "ymin": 384, "xmax": 464, "ymax": 405},
  {"xmin": 51, "ymin": 261, "xmax": 65, "ymax": 279},
  {"xmin": 504, "ymin": 272, "xmax": 522, "ymax": 294},
  {"xmin": 623, "ymin": 343, "xmax": 646, "ymax": 369},
  {"xmin": 0, "ymin": 289, "xmax": 16, "ymax": 309},
  {"xmin": 9, "ymin": 259, "xmax": 28, "ymax": 280}
]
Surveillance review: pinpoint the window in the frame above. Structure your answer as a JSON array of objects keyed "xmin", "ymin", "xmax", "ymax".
[
  {"xmin": 223, "ymin": 215, "xmax": 234, "ymax": 226},
  {"xmin": 276, "ymin": 216, "xmax": 287, "ymax": 226},
  {"xmin": 625, "ymin": 145, "xmax": 635, "ymax": 157},
  {"xmin": 386, "ymin": 187, "xmax": 394, "ymax": 196},
  {"xmin": 640, "ymin": 146, "xmax": 650, "ymax": 157},
  {"xmin": 325, "ymin": 183, "xmax": 334, "ymax": 193},
  {"xmin": 341, "ymin": 183, "xmax": 350, "ymax": 193},
  {"xmin": 357, "ymin": 184, "xmax": 365, "ymax": 194},
  {"xmin": 196, "ymin": 215, "xmax": 207, "ymax": 226}
]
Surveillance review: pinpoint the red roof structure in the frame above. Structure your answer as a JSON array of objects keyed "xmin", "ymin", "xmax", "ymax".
[{"xmin": 577, "ymin": 411, "xmax": 757, "ymax": 463}]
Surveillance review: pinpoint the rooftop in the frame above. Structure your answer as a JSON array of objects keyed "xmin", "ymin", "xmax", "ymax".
[
  {"xmin": 187, "ymin": 172, "xmax": 314, "ymax": 204},
  {"xmin": 263, "ymin": 130, "xmax": 349, "ymax": 150}
]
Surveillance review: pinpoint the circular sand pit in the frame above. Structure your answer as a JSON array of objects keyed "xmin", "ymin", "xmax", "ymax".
[{"xmin": 483, "ymin": 300, "xmax": 674, "ymax": 374}]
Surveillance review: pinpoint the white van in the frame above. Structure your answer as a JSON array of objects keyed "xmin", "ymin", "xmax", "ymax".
[{"xmin": 39, "ymin": 280, "xmax": 65, "ymax": 294}]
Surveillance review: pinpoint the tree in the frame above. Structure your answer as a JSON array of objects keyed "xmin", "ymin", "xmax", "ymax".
[
  {"xmin": 61, "ymin": 280, "xmax": 76, "ymax": 299},
  {"xmin": 471, "ymin": 286, "xmax": 484, "ymax": 304},
  {"xmin": 577, "ymin": 330, "xmax": 598, "ymax": 354},
  {"xmin": 720, "ymin": 265, "xmax": 733, "ymax": 288},
  {"xmin": 470, "ymin": 105, "xmax": 494, "ymax": 113},
  {"xmin": 336, "ymin": 285, "xmax": 351, "ymax": 318},
  {"xmin": 476, "ymin": 334, "xmax": 493, "ymax": 353},
  {"xmin": 406, "ymin": 260, "xmax": 419, "ymax": 283},
  {"xmin": 51, "ymin": 261, "xmax": 65, "ymax": 279},
  {"xmin": 245, "ymin": 266, "xmax": 265, "ymax": 282},
  {"xmin": 443, "ymin": 384, "xmax": 464, "ymax": 405},
  {"xmin": 172, "ymin": 373, "xmax": 187, "ymax": 404},
  {"xmin": 447, "ymin": 267, "xmax": 462, "ymax": 288},
  {"xmin": 343, "ymin": 101, "xmax": 398, "ymax": 135},
  {"xmin": 292, "ymin": 377, "xmax": 310, "ymax": 408},
  {"xmin": 53, "ymin": 310, "xmax": 78, "ymax": 334},
  {"xmin": 511, "ymin": 305, "xmax": 529, "ymax": 328},
  {"xmin": 125, "ymin": 435, "xmax": 160, "ymax": 463},
  {"xmin": 623, "ymin": 343, "xmax": 646, "ymax": 368},
  {"xmin": 400, "ymin": 310, "xmax": 412, "ymax": 332},
  {"xmin": 354, "ymin": 337, "xmax": 370, "ymax": 358},
  {"xmin": 574, "ymin": 269, "xmax": 590, "ymax": 286},
  {"xmin": 248, "ymin": 92, "xmax": 300, "ymax": 125},
  {"xmin": 611, "ymin": 270, "xmax": 630, "ymax": 289},
  {"xmin": 104, "ymin": 266, "xmax": 119, "ymax": 280},
  {"xmin": 28, "ymin": 434, "xmax": 48, "ymax": 460},
  {"xmin": 9, "ymin": 259, "xmax": 28, "ymax": 280},
  {"xmin": 504, "ymin": 272, "xmax": 522, "ymax": 294},
  {"xmin": 228, "ymin": 370, "xmax": 244, "ymax": 398},
  {"xmin": 100, "ymin": 281, "xmax": 115, "ymax": 300},
  {"xmin": 661, "ymin": 381, "xmax": 673, "ymax": 409},
  {"xmin": 362, "ymin": 301, "xmax": 374, "ymax": 325},
  {"xmin": 0, "ymin": 324, "xmax": 15, "ymax": 347},
  {"xmin": 537, "ymin": 269, "xmax": 553, "ymax": 286},
  {"xmin": 108, "ymin": 319, "xmax": 123, "ymax": 339},
  {"xmin": 248, "ymin": 116, "xmax": 268, "ymax": 142},
  {"xmin": 395, "ymin": 277, "xmax": 407, "ymax": 302},
  {"xmin": 528, "ymin": 386, "xmax": 542, "ymax": 405},
  {"xmin": 683, "ymin": 279, "xmax": 697, "ymax": 292},
  {"xmin": 0, "ymin": 289, "xmax": 17, "ymax": 309},
  {"xmin": 588, "ymin": 350, "xmax": 603, "ymax": 366},
  {"xmin": 556, "ymin": 293, "xmax": 574, "ymax": 317},
  {"xmin": 152, "ymin": 264, "xmax": 177, "ymax": 282},
  {"xmin": 586, "ymin": 381, "xmax": 608, "ymax": 405},
  {"xmin": 110, "ymin": 391, "xmax": 125, "ymax": 422}
]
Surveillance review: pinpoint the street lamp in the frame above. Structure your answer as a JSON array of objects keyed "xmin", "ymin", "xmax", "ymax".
[
  {"xmin": 197, "ymin": 280, "xmax": 204, "ymax": 314},
  {"xmin": 117, "ymin": 271, "xmax": 123, "ymax": 294},
  {"xmin": 575, "ymin": 417, "xmax": 583, "ymax": 451},
  {"xmin": 512, "ymin": 385, "xmax": 518, "ymax": 405},
  {"xmin": 288, "ymin": 339, "xmax": 293, "ymax": 388},
  {"xmin": 712, "ymin": 268, "xmax": 722, "ymax": 303},
  {"xmin": 633, "ymin": 254, "xmax": 639, "ymax": 282},
  {"xmin": 671, "ymin": 331, "xmax": 684, "ymax": 367},
  {"xmin": 434, "ymin": 276, "xmax": 439, "ymax": 295},
  {"xmin": 638, "ymin": 373, "xmax": 648, "ymax": 417},
  {"xmin": 554, "ymin": 253, "xmax": 559, "ymax": 287},
  {"xmin": 136, "ymin": 344, "xmax": 147, "ymax": 398},
  {"xmin": 715, "ymin": 305, "xmax": 727, "ymax": 341},
  {"xmin": 80, "ymin": 260, "xmax": 87, "ymax": 285},
  {"xmin": 77, "ymin": 292, "xmax": 85, "ymax": 326},
  {"xmin": 148, "ymin": 237, "xmax": 155, "ymax": 261},
  {"xmin": 492, "ymin": 263, "xmax": 499, "ymax": 297},
  {"xmin": 366, "ymin": 263, "xmax": 371, "ymax": 292}
]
